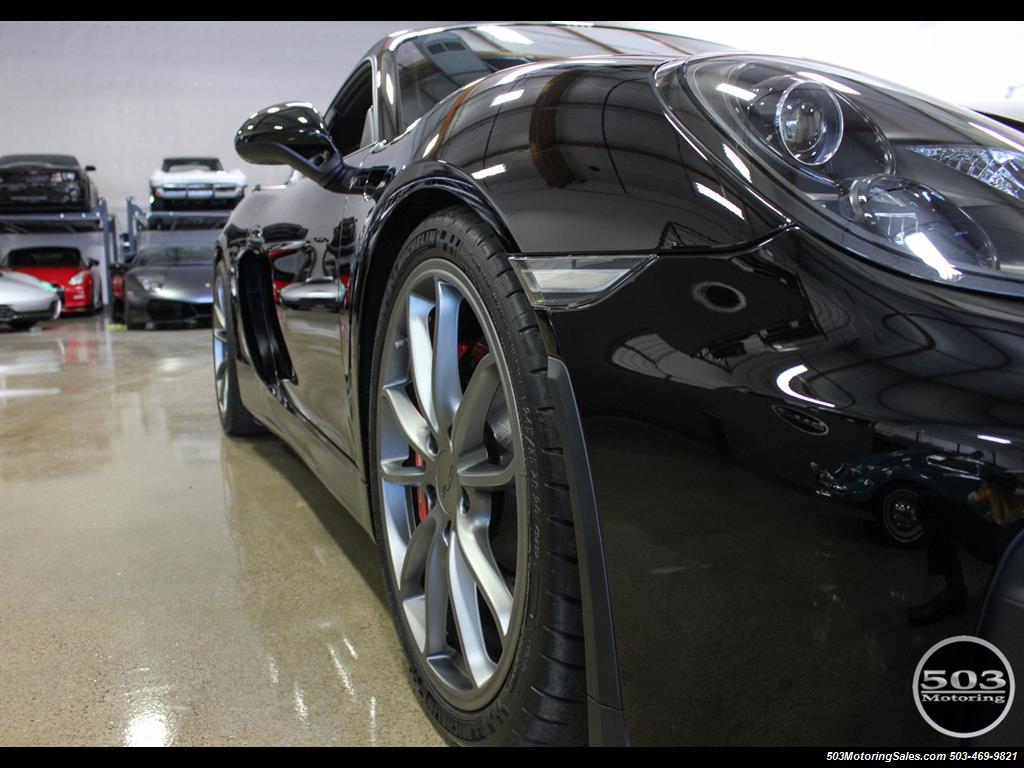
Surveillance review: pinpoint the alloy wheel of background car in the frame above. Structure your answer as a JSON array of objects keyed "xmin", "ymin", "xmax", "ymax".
[
  {"xmin": 369, "ymin": 206, "xmax": 587, "ymax": 745},
  {"xmin": 878, "ymin": 486, "xmax": 923, "ymax": 545},
  {"xmin": 213, "ymin": 261, "xmax": 263, "ymax": 436}
]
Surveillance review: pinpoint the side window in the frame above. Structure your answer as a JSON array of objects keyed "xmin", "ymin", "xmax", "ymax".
[{"xmin": 323, "ymin": 62, "xmax": 375, "ymax": 157}]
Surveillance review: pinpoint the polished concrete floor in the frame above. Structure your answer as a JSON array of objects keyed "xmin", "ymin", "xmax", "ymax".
[{"xmin": 0, "ymin": 315, "xmax": 444, "ymax": 746}]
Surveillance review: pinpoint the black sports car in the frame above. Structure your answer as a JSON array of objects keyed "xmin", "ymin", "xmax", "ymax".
[
  {"xmin": 0, "ymin": 154, "xmax": 98, "ymax": 213},
  {"xmin": 213, "ymin": 23, "xmax": 1024, "ymax": 746},
  {"xmin": 124, "ymin": 244, "xmax": 214, "ymax": 329}
]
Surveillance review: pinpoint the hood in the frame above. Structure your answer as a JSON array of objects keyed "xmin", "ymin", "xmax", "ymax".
[
  {"xmin": 150, "ymin": 168, "xmax": 247, "ymax": 186},
  {"xmin": 8, "ymin": 265, "xmax": 87, "ymax": 285},
  {"xmin": 130, "ymin": 264, "xmax": 213, "ymax": 286},
  {"xmin": 129, "ymin": 263, "xmax": 214, "ymax": 301},
  {"xmin": 0, "ymin": 270, "xmax": 58, "ymax": 301}
]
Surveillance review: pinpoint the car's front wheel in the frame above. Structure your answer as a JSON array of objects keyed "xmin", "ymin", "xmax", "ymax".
[
  {"xmin": 213, "ymin": 260, "xmax": 264, "ymax": 436},
  {"xmin": 368, "ymin": 206, "xmax": 587, "ymax": 745},
  {"xmin": 124, "ymin": 306, "xmax": 143, "ymax": 330}
]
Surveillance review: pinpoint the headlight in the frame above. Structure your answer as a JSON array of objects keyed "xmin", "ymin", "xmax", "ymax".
[
  {"xmin": 654, "ymin": 55, "xmax": 1024, "ymax": 293},
  {"xmin": 69, "ymin": 271, "xmax": 89, "ymax": 286},
  {"xmin": 140, "ymin": 276, "xmax": 163, "ymax": 291}
]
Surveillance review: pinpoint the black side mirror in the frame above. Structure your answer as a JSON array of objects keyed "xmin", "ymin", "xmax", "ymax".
[
  {"xmin": 88, "ymin": 258, "xmax": 100, "ymax": 267},
  {"xmin": 235, "ymin": 102, "xmax": 353, "ymax": 193},
  {"xmin": 85, "ymin": 165, "xmax": 96, "ymax": 172}
]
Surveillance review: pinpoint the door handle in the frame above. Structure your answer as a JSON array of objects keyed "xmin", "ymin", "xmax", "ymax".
[{"xmin": 278, "ymin": 278, "xmax": 344, "ymax": 311}]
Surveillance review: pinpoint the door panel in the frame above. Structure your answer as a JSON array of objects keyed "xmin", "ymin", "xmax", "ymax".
[{"xmin": 263, "ymin": 175, "xmax": 352, "ymax": 454}]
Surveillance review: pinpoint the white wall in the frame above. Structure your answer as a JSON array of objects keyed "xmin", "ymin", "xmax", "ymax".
[
  {"xmin": 0, "ymin": 21, "xmax": 447, "ymax": 220},
  {"xmin": 624, "ymin": 21, "xmax": 1024, "ymax": 117}
]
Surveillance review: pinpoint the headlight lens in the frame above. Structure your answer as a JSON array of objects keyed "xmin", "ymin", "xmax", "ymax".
[
  {"xmin": 654, "ymin": 55, "xmax": 1024, "ymax": 291},
  {"xmin": 140, "ymin": 276, "xmax": 163, "ymax": 292},
  {"xmin": 747, "ymin": 78, "xmax": 845, "ymax": 166},
  {"xmin": 69, "ymin": 270, "xmax": 89, "ymax": 286}
]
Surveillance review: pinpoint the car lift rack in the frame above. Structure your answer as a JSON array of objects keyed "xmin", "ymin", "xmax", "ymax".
[
  {"xmin": 0, "ymin": 198, "xmax": 118, "ymax": 315},
  {"xmin": 110, "ymin": 197, "xmax": 230, "ymax": 322}
]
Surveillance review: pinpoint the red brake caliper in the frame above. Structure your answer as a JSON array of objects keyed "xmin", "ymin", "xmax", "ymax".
[
  {"xmin": 413, "ymin": 338, "xmax": 489, "ymax": 524},
  {"xmin": 414, "ymin": 453, "xmax": 428, "ymax": 522}
]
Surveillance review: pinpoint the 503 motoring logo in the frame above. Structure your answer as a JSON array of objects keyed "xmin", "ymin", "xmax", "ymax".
[{"xmin": 913, "ymin": 635, "xmax": 1016, "ymax": 738}]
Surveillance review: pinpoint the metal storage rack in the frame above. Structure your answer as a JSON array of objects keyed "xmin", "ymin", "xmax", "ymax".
[
  {"xmin": 110, "ymin": 197, "xmax": 229, "ymax": 322},
  {"xmin": 0, "ymin": 198, "xmax": 118, "ymax": 313}
]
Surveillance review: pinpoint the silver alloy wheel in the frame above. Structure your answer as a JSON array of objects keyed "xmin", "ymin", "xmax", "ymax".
[
  {"xmin": 377, "ymin": 258, "xmax": 528, "ymax": 710},
  {"xmin": 212, "ymin": 271, "xmax": 229, "ymax": 416},
  {"xmin": 882, "ymin": 488, "xmax": 922, "ymax": 543}
]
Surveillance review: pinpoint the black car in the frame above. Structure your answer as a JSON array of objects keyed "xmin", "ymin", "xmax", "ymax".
[
  {"xmin": 213, "ymin": 23, "xmax": 1024, "ymax": 746},
  {"xmin": 124, "ymin": 244, "xmax": 214, "ymax": 329},
  {"xmin": 0, "ymin": 154, "xmax": 98, "ymax": 213}
]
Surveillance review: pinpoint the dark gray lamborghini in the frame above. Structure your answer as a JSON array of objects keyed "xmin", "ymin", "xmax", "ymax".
[{"xmin": 124, "ymin": 245, "xmax": 214, "ymax": 329}]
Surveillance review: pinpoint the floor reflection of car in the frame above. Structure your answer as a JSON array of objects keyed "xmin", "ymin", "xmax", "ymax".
[
  {"xmin": 814, "ymin": 450, "xmax": 986, "ymax": 545},
  {"xmin": 124, "ymin": 244, "xmax": 214, "ymax": 329},
  {"xmin": 0, "ymin": 269, "xmax": 61, "ymax": 330},
  {"xmin": 0, "ymin": 246, "xmax": 100, "ymax": 315}
]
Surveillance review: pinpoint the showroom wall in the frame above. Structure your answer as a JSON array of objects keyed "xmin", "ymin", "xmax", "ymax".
[
  {"xmin": 1, "ymin": 20, "xmax": 1021, "ymax": 224},
  {"xmin": 0, "ymin": 21, "xmax": 445, "ymax": 221}
]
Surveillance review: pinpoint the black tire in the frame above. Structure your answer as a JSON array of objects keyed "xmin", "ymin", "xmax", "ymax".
[
  {"xmin": 124, "ymin": 306, "xmax": 143, "ymax": 330},
  {"xmin": 213, "ymin": 259, "xmax": 264, "ymax": 436},
  {"xmin": 7, "ymin": 319, "xmax": 36, "ymax": 331},
  {"xmin": 874, "ymin": 484, "xmax": 924, "ymax": 546},
  {"xmin": 368, "ymin": 206, "xmax": 587, "ymax": 746}
]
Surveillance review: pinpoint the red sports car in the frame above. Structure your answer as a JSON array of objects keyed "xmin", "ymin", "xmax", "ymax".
[{"xmin": 0, "ymin": 246, "xmax": 101, "ymax": 314}]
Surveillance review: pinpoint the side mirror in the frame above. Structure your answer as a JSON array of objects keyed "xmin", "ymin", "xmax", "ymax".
[
  {"xmin": 85, "ymin": 165, "xmax": 96, "ymax": 172},
  {"xmin": 235, "ymin": 102, "xmax": 352, "ymax": 192},
  {"xmin": 88, "ymin": 258, "xmax": 100, "ymax": 267}
]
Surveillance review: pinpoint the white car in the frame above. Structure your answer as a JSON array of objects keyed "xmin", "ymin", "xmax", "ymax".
[
  {"xmin": 148, "ymin": 157, "xmax": 246, "ymax": 211},
  {"xmin": 0, "ymin": 269, "xmax": 62, "ymax": 330}
]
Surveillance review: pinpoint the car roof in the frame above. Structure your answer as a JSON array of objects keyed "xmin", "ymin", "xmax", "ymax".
[{"xmin": 0, "ymin": 154, "xmax": 80, "ymax": 168}]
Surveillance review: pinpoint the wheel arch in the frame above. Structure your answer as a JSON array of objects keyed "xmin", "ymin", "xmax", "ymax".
[
  {"xmin": 352, "ymin": 179, "xmax": 521, "ymax": 491},
  {"xmin": 869, "ymin": 477, "xmax": 932, "ymax": 510}
]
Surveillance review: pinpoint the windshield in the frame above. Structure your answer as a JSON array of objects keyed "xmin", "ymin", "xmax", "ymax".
[
  {"xmin": 162, "ymin": 158, "xmax": 222, "ymax": 173},
  {"xmin": 4, "ymin": 247, "xmax": 83, "ymax": 268},
  {"xmin": 393, "ymin": 24, "xmax": 721, "ymax": 131},
  {"xmin": 0, "ymin": 154, "xmax": 79, "ymax": 168},
  {"xmin": 137, "ymin": 246, "xmax": 212, "ymax": 266}
]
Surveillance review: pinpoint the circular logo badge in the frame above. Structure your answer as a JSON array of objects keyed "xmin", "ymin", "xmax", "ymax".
[{"xmin": 913, "ymin": 635, "xmax": 1015, "ymax": 738}]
